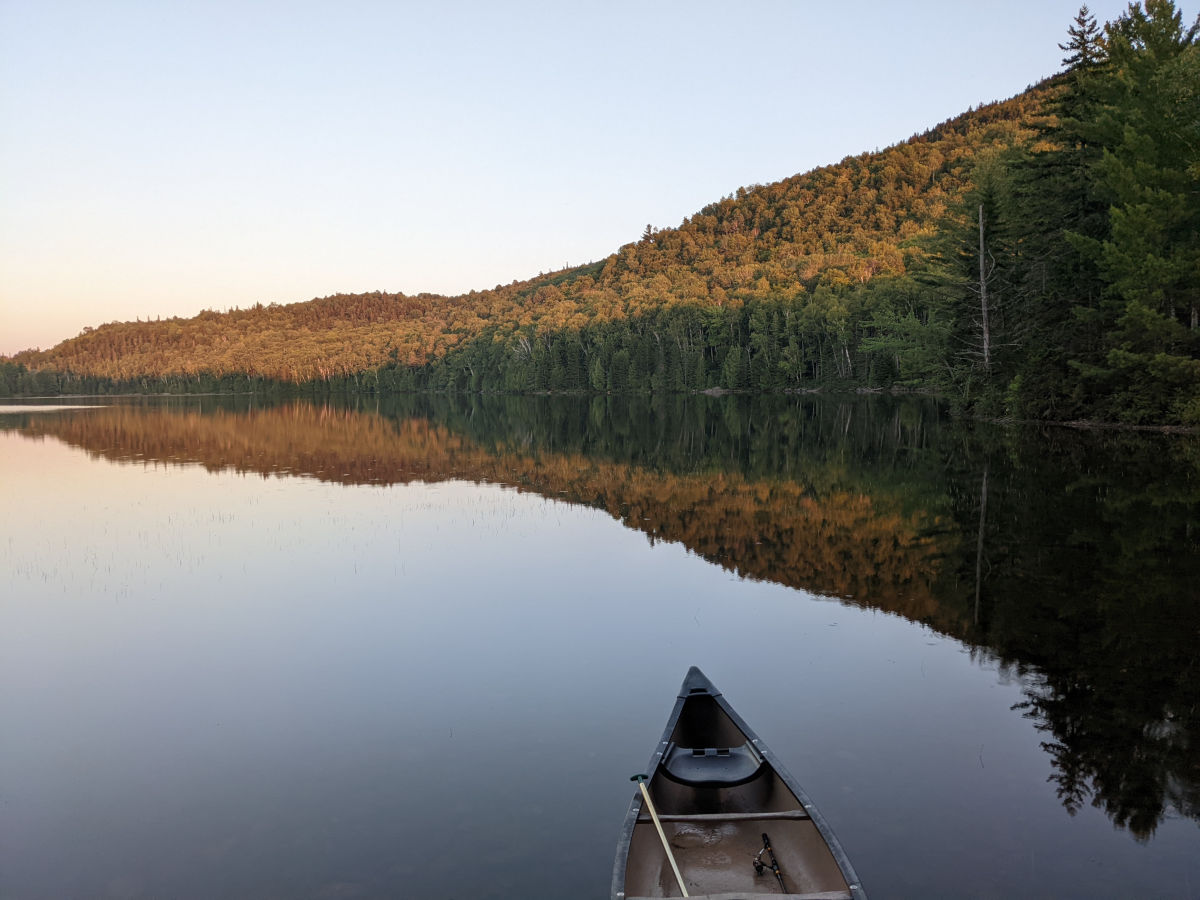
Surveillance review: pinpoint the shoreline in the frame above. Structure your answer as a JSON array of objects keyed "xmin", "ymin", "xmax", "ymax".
[{"xmin": 2, "ymin": 389, "xmax": 1196, "ymax": 434}]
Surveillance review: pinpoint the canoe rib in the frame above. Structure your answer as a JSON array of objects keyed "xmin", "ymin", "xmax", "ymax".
[{"xmin": 612, "ymin": 667, "xmax": 866, "ymax": 899}]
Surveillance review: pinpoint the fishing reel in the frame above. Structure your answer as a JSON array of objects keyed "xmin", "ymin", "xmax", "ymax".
[{"xmin": 752, "ymin": 832, "xmax": 785, "ymax": 889}]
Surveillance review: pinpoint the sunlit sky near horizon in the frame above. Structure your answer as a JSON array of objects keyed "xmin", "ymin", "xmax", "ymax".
[{"xmin": 1, "ymin": 0, "xmax": 1143, "ymax": 356}]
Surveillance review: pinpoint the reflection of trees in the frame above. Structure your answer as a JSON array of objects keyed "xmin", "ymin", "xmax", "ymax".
[
  {"xmin": 946, "ymin": 426, "xmax": 1200, "ymax": 840},
  {"xmin": 8, "ymin": 396, "xmax": 955, "ymax": 620},
  {"xmin": 7, "ymin": 396, "xmax": 1199, "ymax": 838}
]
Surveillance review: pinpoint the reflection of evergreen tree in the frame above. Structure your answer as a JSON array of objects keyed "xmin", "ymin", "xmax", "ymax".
[{"xmin": 944, "ymin": 424, "xmax": 1200, "ymax": 838}]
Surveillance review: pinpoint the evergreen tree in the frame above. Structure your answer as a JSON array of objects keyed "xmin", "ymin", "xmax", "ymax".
[
  {"xmin": 1072, "ymin": 0, "xmax": 1200, "ymax": 422},
  {"xmin": 1059, "ymin": 5, "xmax": 1106, "ymax": 71},
  {"xmin": 589, "ymin": 353, "xmax": 607, "ymax": 392},
  {"xmin": 1004, "ymin": 12, "xmax": 1112, "ymax": 417}
]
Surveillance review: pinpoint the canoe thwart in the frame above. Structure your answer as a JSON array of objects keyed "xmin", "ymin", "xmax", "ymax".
[
  {"xmin": 635, "ymin": 809, "xmax": 813, "ymax": 823},
  {"xmin": 625, "ymin": 893, "xmax": 852, "ymax": 900}
]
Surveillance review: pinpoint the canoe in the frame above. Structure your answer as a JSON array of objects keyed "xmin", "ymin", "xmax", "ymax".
[{"xmin": 612, "ymin": 667, "xmax": 866, "ymax": 899}]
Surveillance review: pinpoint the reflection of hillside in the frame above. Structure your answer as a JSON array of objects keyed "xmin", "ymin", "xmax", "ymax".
[
  {"xmin": 8, "ymin": 398, "xmax": 1199, "ymax": 840},
  {"xmin": 12, "ymin": 402, "xmax": 955, "ymax": 624}
]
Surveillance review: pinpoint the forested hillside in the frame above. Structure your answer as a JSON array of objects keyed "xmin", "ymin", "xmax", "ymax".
[
  {"xmin": 4, "ymin": 2, "xmax": 1198, "ymax": 425},
  {"xmin": 6, "ymin": 90, "xmax": 1042, "ymax": 386}
]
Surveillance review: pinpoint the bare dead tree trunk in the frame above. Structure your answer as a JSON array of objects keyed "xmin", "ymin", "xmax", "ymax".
[
  {"xmin": 974, "ymin": 460, "xmax": 989, "ymax": 627},
  {"xmin": 979, "ymin": 204, "xmax": 992, "ymax": 375}
]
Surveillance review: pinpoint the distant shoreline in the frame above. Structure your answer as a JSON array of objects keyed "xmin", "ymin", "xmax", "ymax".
[{"xmin": 2, "ymin": 390, "xmax": 1195, "ymax": 434}]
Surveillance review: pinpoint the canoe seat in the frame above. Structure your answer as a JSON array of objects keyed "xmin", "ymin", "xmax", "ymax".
[{"xmin": 661, "ymin": 741, "xmax": 765, "ymax": 787}]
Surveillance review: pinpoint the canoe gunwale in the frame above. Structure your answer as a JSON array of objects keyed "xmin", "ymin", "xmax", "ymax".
[{"xmin": 611, "ymin": 667, "xmax": 866, "ymax": 900}]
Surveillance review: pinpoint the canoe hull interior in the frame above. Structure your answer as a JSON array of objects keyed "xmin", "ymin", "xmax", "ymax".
[{"xmin": 613, "ymin": 668, "xmax": 864, "ymax": 899}]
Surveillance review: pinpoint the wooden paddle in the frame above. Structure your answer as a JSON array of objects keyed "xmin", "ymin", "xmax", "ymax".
[{"xmin": 631, "ymin": 774, "xmax": 689, "ymax": 897}]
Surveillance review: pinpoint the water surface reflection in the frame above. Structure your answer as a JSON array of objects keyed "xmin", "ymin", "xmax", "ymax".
[{"xmin": 3, "ymin": 394, "xmax": 1198, "ymax": 897}]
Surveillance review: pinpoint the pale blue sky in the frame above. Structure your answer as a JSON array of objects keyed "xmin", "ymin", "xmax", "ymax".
[{"xmin": 0, "ymin": 0, "xmax": 1139, "ymax": 354}]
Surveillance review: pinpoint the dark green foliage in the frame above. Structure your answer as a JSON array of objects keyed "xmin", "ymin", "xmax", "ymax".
[
  {"xmin": 935, "ymin": 0, "xmax": 1200, "ymax": 423},
  {"xmin": 394, "ymin": 287, "xmax": 952, "ymax": 397},
  {"xmin": 1049, "ymin": 0, "xmax": 1200, "ymax": 423}
]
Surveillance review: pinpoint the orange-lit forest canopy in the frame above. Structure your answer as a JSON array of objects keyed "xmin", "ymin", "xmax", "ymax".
[{"xmin": 7, "ymin": 88, "xmax": 1048, "ymax": 386}]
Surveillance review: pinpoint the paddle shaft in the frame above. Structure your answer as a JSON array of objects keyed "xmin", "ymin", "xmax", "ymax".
[{"xmin": 635, "ymin": 778, "xmax": 689, "ymax": 897}]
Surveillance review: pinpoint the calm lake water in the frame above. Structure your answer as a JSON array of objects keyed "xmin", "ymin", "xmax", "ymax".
[{"xmin": 2, "ymin": 394, "xmax": 1197, "ymax": 899}]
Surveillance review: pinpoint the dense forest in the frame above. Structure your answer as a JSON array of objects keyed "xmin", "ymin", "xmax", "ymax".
[{"xmin": 3, "ymin": 2, "xmax": 1198, "ymax": 425}]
